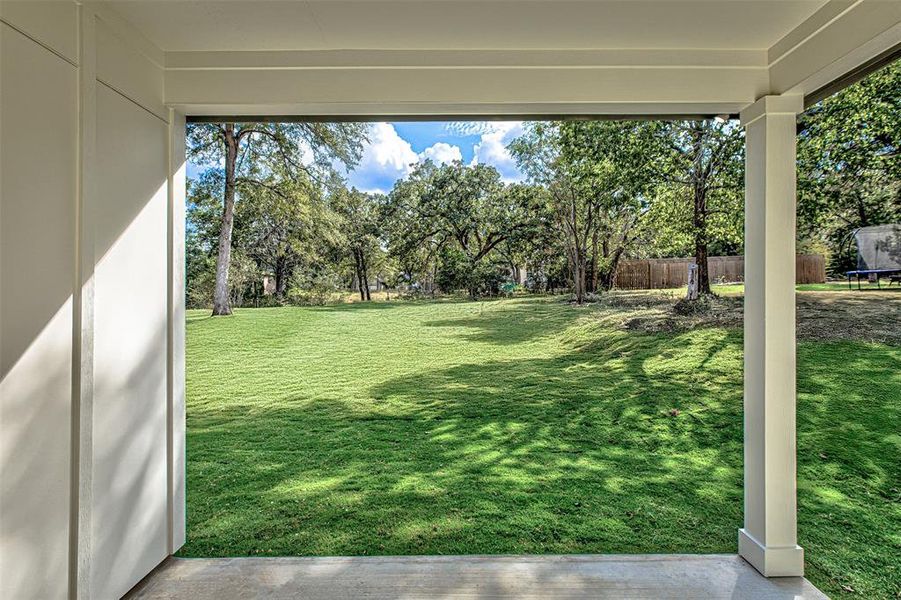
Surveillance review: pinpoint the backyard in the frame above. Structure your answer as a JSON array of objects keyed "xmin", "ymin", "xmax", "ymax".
[{"xmin": 181, "ymin": 289, "xmax": 900, "ymax": 599}]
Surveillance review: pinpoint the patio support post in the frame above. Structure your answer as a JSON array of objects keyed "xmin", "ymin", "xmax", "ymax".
[
  {"xmin": 738, "ymin": 94, "xmax": 805, "ymax": 577},
  {"xmin": 167, "ymin": 109, "xmax": 187, "ymax": 555}
]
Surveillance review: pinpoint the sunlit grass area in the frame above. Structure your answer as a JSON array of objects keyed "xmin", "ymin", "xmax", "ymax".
[
  {"xmin": 181, "ymin": 295, "xmax": 900, "ymax": 599},
  {"xmin": 710, "ymin": 281, "xmax": 901, "ymax": 294}
]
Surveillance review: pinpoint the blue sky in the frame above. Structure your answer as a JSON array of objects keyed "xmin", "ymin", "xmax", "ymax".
[
  {"xmin": 188, "ymin": 121, "xmax": 526, "ymax": 193},
  {"xmin": 346, "ymin": 121, "xmax": 525, "ymax": 193}
]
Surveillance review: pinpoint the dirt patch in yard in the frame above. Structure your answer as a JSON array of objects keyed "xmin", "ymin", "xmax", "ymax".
[
  {"xmin": 795, "ymin": 292, "xmax": 901, "ymax": 344},
  {"xmin": 591, "ymin": 289, "xmax": 901, "ymax": 344}
]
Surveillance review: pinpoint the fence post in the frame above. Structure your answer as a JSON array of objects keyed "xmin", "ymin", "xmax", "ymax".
[{"xmin": 687, "ymin": 263, "xmax": 699, "ymax": 299}]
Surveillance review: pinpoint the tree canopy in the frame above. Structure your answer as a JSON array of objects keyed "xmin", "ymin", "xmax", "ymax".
[
  {"xmin": 185, "ymin": 62, "xmax": 899, "ymax": 307},
  {"xmin": 384, "ymin": 160, "xmax": 546, "ymax": 297},
  {"xmin": 187, "ymin": 122, "xmax": 369, "ymax": 313},
  {"xmin": 797, "ymin": 61, "xmax": 900, "ymax": 272}
]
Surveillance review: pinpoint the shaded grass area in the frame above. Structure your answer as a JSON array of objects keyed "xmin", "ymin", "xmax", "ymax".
[{"xmin": 181, "ymin": 296, "xmax": 900, "ymax": 599}]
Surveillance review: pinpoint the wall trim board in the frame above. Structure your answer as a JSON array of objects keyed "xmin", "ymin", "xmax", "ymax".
[{"xmin": 72, "ymin": 5, "xmax": 97, "ymax": 599}]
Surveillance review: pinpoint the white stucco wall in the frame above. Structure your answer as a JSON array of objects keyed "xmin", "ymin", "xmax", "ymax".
[
  {"xmin": 91, "ymin": 82, "xmax": 170, "ymax": 600},
  {"xmin": 0, "ymin": 4, "xmax": 183, "ymax": 598},
  {"xmin": 0, "ymin": 20, "xmax": 78, "ymax": 600}
]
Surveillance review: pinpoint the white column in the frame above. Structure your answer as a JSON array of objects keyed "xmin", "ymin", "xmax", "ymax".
[
  {"xmin": 167, "ymin": 109, "xmax": 187, "ymax": 554},
  {"xmin": 738, "ymin": 94, "xmax": 805, "ymax": 577}
]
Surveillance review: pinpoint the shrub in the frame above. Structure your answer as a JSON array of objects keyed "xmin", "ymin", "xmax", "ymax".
[
  {"xmin": 287, "ymin": 268, "xmax": 343, "ymax": 306},
  {"xmin": 673, "ymin": 294, "xmax": 713, "ymax": 315}
]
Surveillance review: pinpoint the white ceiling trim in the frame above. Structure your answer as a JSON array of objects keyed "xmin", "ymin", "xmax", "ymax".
[
  {"xmin": 769, "ymin": 1, "xmax": 901, "ymax": 94},
  {"xmin": 165, "ymin": 48, "xmax": 768, "ymax": 70},
  {"xmin": 767, "ymin": 0, "xmax": 858, "ymax": 67},
  {"xmin": 86, "ymin": 0, "xmax": 900, "ymax": 116}
]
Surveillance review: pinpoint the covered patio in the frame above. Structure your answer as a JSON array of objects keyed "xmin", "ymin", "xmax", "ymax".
[
  {"xmin": 126, "ymin": 555, "xmax": 827, "ymax": 599},
  {"xmin": 1, "ymin": 1, "xmax": 899, "ymax": 598}
]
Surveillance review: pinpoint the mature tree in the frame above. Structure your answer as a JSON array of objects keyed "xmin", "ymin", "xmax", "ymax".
[
  {"xmin": 561, "ymin": 120, "xmax": 664, "ymax": 290},
  {"xmin": 494, "ymin": 184, "xmax": 556, "ymax": 284},
  {"xmin": 510, "ymin": 121, "xmax": 661, "ymax": 301},
  {"xmin": 236, "ymin": 172, "xmax": 335, "ymax": 301},
  {"xmin": 510, "ymin": 123, "xmax": 593, "ymax": 302},
  {"xmin": 185, "ymin": 156, "xmax": 321, "ymax": 305},
  {"xmin": 185, "ymin": 172, "xmax": 223, "ymax": 307},
  {"xmin": 797, "ymin": 61, "xmax": 901, "ymax": 273},
  {"xmin": 332, "ymin": 187, "xmax": 384, "ymax": 301},
  {"xmin": 656, "ymin": 120, "xmax": 744, "ymax": 295},
  {"xmin": 188, "ymin": 122, "xmax": 368, "ymax": 315},
  {"xmin": 386, "ymin": 161, "xmax": 543, "ymax": 297},
  {"xmin": 381, "ymin": 164, "xmax": 442, "ymax": 293}
]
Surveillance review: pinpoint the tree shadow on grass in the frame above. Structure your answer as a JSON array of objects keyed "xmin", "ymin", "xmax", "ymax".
[
  {"xmin": 180, "ymin": 328, "xmax": 747, "ymax": 559},
  {"xmin": 793, "ymin": 341, "xmax": 901, "ymax": 598},
  {"xmin": 181, "ymin": 331, "xmax": 901, "ymax": 598},
  {"xmin": 180, "ymin": 300, "xmax": 900, "ymax": 598}
]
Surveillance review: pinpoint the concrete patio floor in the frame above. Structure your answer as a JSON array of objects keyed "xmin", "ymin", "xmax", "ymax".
[{"xmin": 125, "ymin": 554, "xmax": 828, "ymax": 599}]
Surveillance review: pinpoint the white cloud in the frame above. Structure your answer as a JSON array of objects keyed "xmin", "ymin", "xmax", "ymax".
[
  {"xmin": 445, "ymin": 122, "xmax": 498, "ymax": 137},
  {"xmin": 348, "ymin": 125, "xmax": 468, "ymax": 192},
  {"xmin": 470, "ymin": 121, "xmax": 525, "ymax": 183},
  {"xmin": 346, "ymin": 122, "xmax": 419, "ymax": 193},
  {"xmin": 419, "ymin": 142, "xmax": 463, "ymax": 165},
  {"xmin": 347, "ymin": 122, "xmax": 522, "ymax": 193},
  {"xmin": 364, "ymin": 122, "xmax": 419, "ymax": 174}
]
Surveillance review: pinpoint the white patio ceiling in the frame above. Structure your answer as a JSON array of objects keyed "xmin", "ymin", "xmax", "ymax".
[
  {"xmin": 95, "ymin": 0, "xmax": 901, "ymax": 117},
  {"xmin": 107, "ymin": 1, "xmax": 827, "ymax": 52}
]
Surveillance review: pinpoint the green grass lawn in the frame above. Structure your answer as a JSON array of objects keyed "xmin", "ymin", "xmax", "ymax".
[
  {"xmin": 181, "ymin": 295, "xmax": 900, "ymax": 599},
  {"xmin": 711, "ymin": 281, "xmax": 901, "ymax": 294}
]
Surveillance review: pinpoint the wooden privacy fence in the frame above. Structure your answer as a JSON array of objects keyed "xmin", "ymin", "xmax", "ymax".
[{"xmin": 614, "ymin": 254, "xmax": 826, "ymax": 289}]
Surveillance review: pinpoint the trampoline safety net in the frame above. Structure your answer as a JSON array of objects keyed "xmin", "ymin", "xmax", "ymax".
[{"xmin": 854, "ymin": 224, "xmax": 901, "ymax": 270}]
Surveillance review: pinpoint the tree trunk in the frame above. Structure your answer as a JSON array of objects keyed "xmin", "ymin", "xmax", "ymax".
[
  {"xmin": 354, "ymin": 249, "xmax": 366, "ymax": 300},
  {"xmin": 688, "ymin": 123, "xmax": 712, "ymax": 297},
  {"xmin": 212, "ymin": 123, "xmax": 238, "ymax": 316},
  {"xmin": 693, "ymin": 185, "xmax": 712, "ymax": 295},
  {"xmin": 274, "ymin": 256, "xmax": 289, "ymax": 299},
  {"xmin": 571, "ymin": 245, "xmax": 586, "ymax": 304},
  {"xmin": 574, "ymin": 261, "xmax": 586, "ymax": 304},
  {"xmin": 590, "ymin": 229, "xmax": 600, "ymax": 293},
  {"xmin": 360, "ymin": 250, "xmax": 371, "ymax": 301},
  {"xmin": 599, "ymin": 244, "xmax": 626, "ymax": 291},
  {"xmin": 431, "ymin": 263, "xmax": 438, "ymax": 297}
]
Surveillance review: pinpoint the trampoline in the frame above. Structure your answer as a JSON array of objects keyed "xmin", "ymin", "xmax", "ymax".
[{"xmin": 846, "ymin": 224, "xmax": 901, "ymax": 289}]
